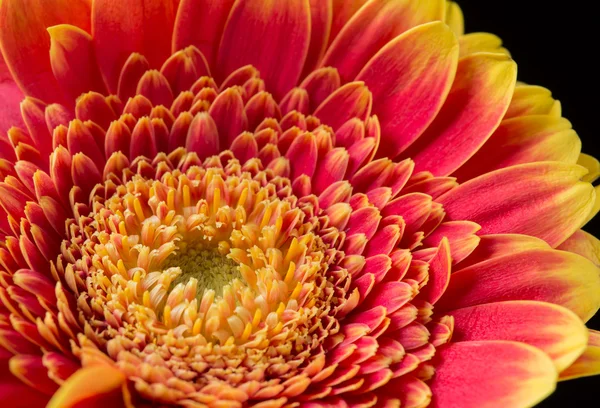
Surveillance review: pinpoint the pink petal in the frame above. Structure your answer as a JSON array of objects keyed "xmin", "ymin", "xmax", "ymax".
[
  {"xmin": 217, "ymin": 0, "xmax": 311, "ymax": 99},
  {"xmin": 437, "ymin": 248, "xmax": 600, "ymax": 321},
  {"xmin": 404, "ymin": 53, "xmax": 517, "ymax": 176},
  {"xmin": 430, "ymin": 341, "xmax": 556, "ymax": 408},
  {"xmin": 323, "ymin": 0, "xmax": 446, "ymax": 82},
  {"xmin": 439, "ymin": 162, "xmax": 595, "ymax": 248}
]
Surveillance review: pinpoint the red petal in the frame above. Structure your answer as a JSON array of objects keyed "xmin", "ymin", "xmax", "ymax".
[
  {"xmin": 0, "ymin": 0, "xmax": 91, "ymax": 103},
  {"xmin": 313, "ymin": 82, "xmax": 372, "ymax": 131},
  {"xmin": 301, "ymin": 0, "xmax": 333, "ymax": 77},
  {"xmin": 217, "ymin": 0, "xmax": 311, "ymax": 99},
  {"xmin": 356, "ymin": 21, "xmax": 458, "ymax": 159},
  {"xmin": 454, "ymin": 115, "xmax": 580, "ymax": 182},
  {"xmin": 418, "ymin": 238, "xmax": 451, "ymax": 304},
  {"xmin": 323, "ymin": 0, "xmax": 445, "ymax": 82},
  {"xmin": 439, "ymin": 162, "xmax": 595, "ymax": 248},
  {"xmin": 405, "ymin": 53, "xmax": 517, "ymax": 176},
  {"xmin": 450, "ymin": 300, "xmax": 588, "ymax": 372},
  {"xmin": 430, "ymin": 341, "xmax": 556, "ymax": 408},
  {"xmin": 437, "ymin": 248, "xmax": 600, "ymax": 321},
  {"xmin": 48, "ymin": 24, "xmax": 106, "ymax": 100},
  {"xmin": 92, "ymin": 0, "xmax": 178, "ymax": 92},
  {"xmin": 173, "ymin": 0, "xmax": 236, "ymax": 70}
]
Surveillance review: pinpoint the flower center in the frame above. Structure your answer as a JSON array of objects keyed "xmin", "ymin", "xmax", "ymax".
[{"xmin": 164, "ymin": 246, "xmax": 241, "ymax": 297}]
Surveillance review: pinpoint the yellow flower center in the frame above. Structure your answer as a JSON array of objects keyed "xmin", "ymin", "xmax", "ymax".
[{"xmin": 164, "ymin": 247, "xmax": 241, "ymax": 298}]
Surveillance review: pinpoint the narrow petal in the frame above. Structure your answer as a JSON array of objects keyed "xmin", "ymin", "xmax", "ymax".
[
  {"xmin": 560, "ymin": 329, "xmax": 600, "ymax": 380},
  {"xmin": 0, "ymin": 54, "xmax": 24, "ymax": 134},
  {"xmin": 329, "ymin": 0, "xmax": 369, "ymax": 43},
  {"xmin": 0, "ymin": 0, "xmax": 90, "ymax": 103},
  {"xmin": 92, "ymin": 0, "xmax": 178, "ymax": 92},
  {"xmin": 48, "ymin": 24, "xmax": 106, "ymax": 100},
  {"xmin": 418, "ymin": 237, "xmax": 451, "ymax": 304},
  {"xmin": 450, "ymin": 301, "xmax": 588, "ymax": 372},
  {"xmin": 301, "ymin": 0, "xmax": 333, "ymax": 77},
  {"xmin": 439, "ymin": 162, "xmax": 595, "ymax": 247},
  {"xmin": 404, "ymin": 53, "xmax": 517, "ymax": 176},
  {"xmin": 445, "ymin": 1, "xmax": 464, "ymax": 36},
  {"xmin": 172, "ymin": 0, "xmax": 236, "ymax": 69},
  {"xmin": 430, "ymin": 341, "xmax": 557, "ymax": 408},
  {"xmin": 454, "ymin": 116, "xmax": 581, "ymax": 181},
  {"xmin": 437, "ymin": 248, "xmax": 600, "ymax": 321},
  {"xmin": 356, "ymin": 21, "xmax": 458, "ymax": 159},
  {"xmin": 217, "ymin": 0, "xmax": 311, "ymax": 99},
  {"xmin": 323, "ymin": 0, "xmax": 445, "ymax": 81},
  {"xmin": 313, "ymin": 82, "xmax": 372, "ymax": 131},
  {"xmin": 47, "ymin": 365, "xmax": 128, "ymax": 408}
]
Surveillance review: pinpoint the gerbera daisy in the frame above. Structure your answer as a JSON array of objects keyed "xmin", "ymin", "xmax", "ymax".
[{"xmin": 0, "ymin": 0, "xmax": 599, "ymax": 407}]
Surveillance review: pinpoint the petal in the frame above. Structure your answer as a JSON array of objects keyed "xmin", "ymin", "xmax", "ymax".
[
  {"xmin": 404, "ymin": 53, "xmax": 517, "ymax": 176},
  {"xmin": 0, "ymin": 357, "xmax": 49, "ymax": 408},
  {"xmin": 48, "ymin": 24, "xmax": 107, "ymax": 100},
  {"xmin": 172, "ymin": 0, "xmax": 236, "ymax": 69},
  {"xmin": 356, "ymin": 21, "xmax": 459, "ymax": 159},
  {"xmin": 459, "ymin": 33, "xmax": 510, "ymax": 57},
  {"xmin": 47, "ymin": 365, "xmax": 128, "ymax": 408},
  {"xmin": 439, "ymin": 162, "xmax": 596, "ymax": 247},
  {"xmin": 437, "ymin": 248, "xmax": 600, "ymax": 321},
  {"xmin": 0, "ymin": 53, "xmax": 24, "ymax": 134},
  {"xmin": 92, "ymin": 0, "xmax": 178, "ymax": 92},
  {"xmin": 450, "ymin": 301, "xmax": 588, "ymax": 372},
  {"xmin": 418, "ymin": 237, "xmax": 451, "ymax": 304},
  {"xmin": 322, "ymin": 0, "xmax": 445, "ymax": 82},
  {"xmin": 301, "ymin": 0, "xmax": 333, "ymax": 77},
  {"xmin": 505, "ymin": 84, "xmax": 561, "ymax": 119},
  {"xmin": 313, "ymin": 82, "xmax": 372, "ymax": 131},
  {"xmin": 457, "ymin": 233, "xmax": 550, "ymax": 269},
  {"xmin": 454, "ymin": 115, "xmax": 581, "ymax": 181},
  {"xmin": 217, "ymin": 0, "xmax": 311, "ymax": 100},
  {"xmin": 557, "ymin": 229, "xmax": 600, "ymax": 267},
  {"xmin": 430, "ymin": 341, "xmax": 557, "ymax": 408},
  {"xmin": 578, "ymin": 153, "xmax": 600, "ymax": 183},
  {"xmin": 560, "ymin": 329, "xmax": 600, "ymax": 380},
  {"xmin": 444, "ymin": 1, "xmax": 464, "ymax": 36},
  {"xmin": 0, "ymin": 0, "xmax": 91, "ymax": 103},
  {"xmin": 329, "ymin": 0, "xmax": 368, "ymax": 42}
]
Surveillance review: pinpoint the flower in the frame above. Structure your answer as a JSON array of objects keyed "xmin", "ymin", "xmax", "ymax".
[{"xmin": 0, "ymin": 0, "xmax": 599, "ymax": 407}]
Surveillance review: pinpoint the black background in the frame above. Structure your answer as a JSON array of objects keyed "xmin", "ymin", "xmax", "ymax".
[{"xmin": 458, "ymin": 1, "xmax": 600, "ymax": 406}]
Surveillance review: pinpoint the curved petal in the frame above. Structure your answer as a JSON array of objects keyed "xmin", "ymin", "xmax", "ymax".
[
  {"xmin": 47, "ymin": 365, "xmax": 128, "ymax": 408},
  {"xmin": 356, "ymin": 21, "xmax": 459, "ymax": 159},
  {"xmin": 0, "ymin": 0, "xmax": 90, "ymax": 103},
  {"xmin": 505, "ymin": 85, "xmax": 561, "ymax": 119},
  {"xmin": 217, "ymin": 0, "xmax": 311, "ymax": 100},
  {"xmin": 459, "ymin": 33, "xmax": 510, "ymax": 57},
  {"xmin": 329, "ymin": 0, "xmax": 368, "ymax": 43},
  {"xmin": 557, "ymin": 229, "xmax": 600, "ymax": 267},
  {"xmin": 453, "ymin": 115, "xmax": 581, "ymax": 181},
  {"xmin": 437, "ymin": 248, "xmax": 600, "ymax": 321},
  {"xmin": 560, "ymin": 329, "xmax": 600, "ymax": 380},
  {"xmin": 321, "ymin": 0, "xmax": 445, "ymax": 82},
  {"xmin": 430, "ymin": 341, "xmax": 557, "ymax": 408},
  {"xmin": 92, "ymin": 0, "xmax": 178, "ymax": 92},
  {"xmin": 439, "ymin": 162, "xmax": 596, "ymax": 248},
  {"xmin": 172, "ymin": 0, "xmax": 236, "ymax": 70},
  {"xmin": 0, "ymin": 357, "xmax": 49, "ymax": 407},
  {"xmin": 301, "ymin": 0, "xmax": 333, "ymax": 77},
  {"xmin": 404, "ymin": 53, "xmax": 517, "ymax": 176},
  {"xmin": 578, "ymin": 153, "xmax": 600, "ymax": 183},
  {"xmin": 0, "ymin": 53, "xmax": 24, "ymax": 134},
  {"xmin": 48, "ymin": 24, "xmax": 107, "ymax": 100},
  {"xmin": 444, "ymin": 1, "xmax": 464, "ymax": 36},
  {"xmin": 450, "ymin": 301, "xmax": 588, "ymax": 372}
]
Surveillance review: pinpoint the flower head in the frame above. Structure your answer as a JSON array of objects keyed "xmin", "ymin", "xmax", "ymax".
[{"xmin": 0, "ymin": 1, "xmax": 599, "ymax": 407}]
